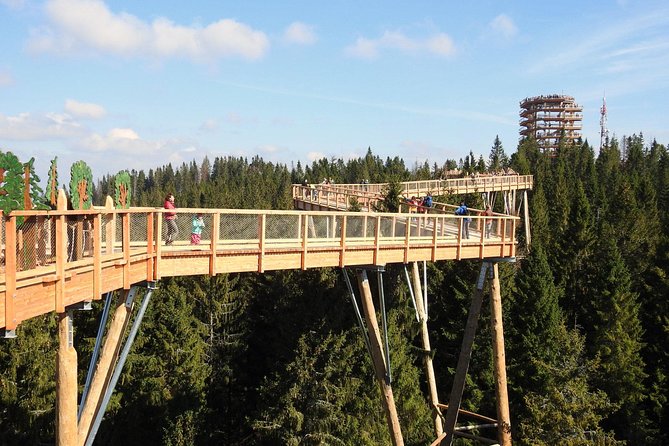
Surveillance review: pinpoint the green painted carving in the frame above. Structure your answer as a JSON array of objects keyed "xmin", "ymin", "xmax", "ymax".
[
  {"xmin": 69, "ymin": 160, "xmax": 93, "ymax": 210},
  {"xmin": 115, "ymin": 171, "xmax": 132, "ymax": 209},
  {"xmin": 46, "ymin": 157, "xmax": 59, "ymax": 208},
  {"xmin": 0, "ymin": 151, "xmax": 26, "ymax": 215}
]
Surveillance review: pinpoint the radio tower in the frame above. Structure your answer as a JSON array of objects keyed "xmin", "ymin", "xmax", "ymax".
[{"xmin": 600, "ymin": 95, "xmax": 609, "ymax": 150}]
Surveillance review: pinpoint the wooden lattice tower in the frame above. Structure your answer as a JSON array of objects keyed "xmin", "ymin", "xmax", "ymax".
[{"xmin": 519, "ymin": 94, "xmax": 582, "ymax": 154}]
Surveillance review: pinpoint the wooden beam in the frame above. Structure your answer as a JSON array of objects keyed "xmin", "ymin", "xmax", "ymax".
[
  {"xmin": 56, "ymin": 311, "xmax": 77, "ymax": 446},
  {"xmin": 356, "ymin": 270, "xmax": 404, "ymax": 446},
  {"xmin": 442, "ymin": 263, "xmax": 488, "ymax": 446},
  {"xmin": 78, "ymin": 292, "xmax": 132, "ymax": 445},
  {"xmin": 490, "ymin": 263, "xmax": 512, "ymax": 445},
  {"xmin": 523, "ymin": 190, "xmax": 531, "ymax": 249}
]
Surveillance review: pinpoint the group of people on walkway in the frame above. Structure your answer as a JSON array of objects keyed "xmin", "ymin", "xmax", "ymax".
[
  {"xmin": 407, "ymin": 193, "xmax": 433, "ymax": 213},
  {"xmin": 163, "ymin": 193, "xmax": 205, "ymax": 246},
  {"xmin": 455, "ymin": 202, "xmax": 494, "ymax": 239}
]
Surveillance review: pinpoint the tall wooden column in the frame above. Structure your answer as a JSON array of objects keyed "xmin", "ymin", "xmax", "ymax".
[
  {"xmin": 411, "ymin": 262, "xmax": 443, "ymax": 436},
  {"xmin": 356, "ymin": 270, "xmax": 404, "ymax": 446},
  {"xmin": 490, "ymin": 263, "xmax": 512, "ymax": 445},
  {"xmin": 57, "ymin": 311, "xmax": 77, "ymax": 446}
]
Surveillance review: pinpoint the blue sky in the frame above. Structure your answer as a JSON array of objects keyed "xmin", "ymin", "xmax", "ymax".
[{"xmin": 1, "ymin": 0, "xmax": 668, "ymax": 181}]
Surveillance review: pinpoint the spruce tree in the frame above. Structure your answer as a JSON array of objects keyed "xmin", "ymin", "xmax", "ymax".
[{"xmin": 588, "ymin": 224, "xmax": 647, "ymax": 442}]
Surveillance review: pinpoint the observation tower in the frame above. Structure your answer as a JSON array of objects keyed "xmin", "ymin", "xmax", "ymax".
[{"xmin": 519, "ymin": 94, "xmax": 583, "ymax": 153}]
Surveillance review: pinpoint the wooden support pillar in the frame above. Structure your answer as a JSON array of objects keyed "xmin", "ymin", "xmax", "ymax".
[
  {"xmin": 411, "ymin": 262, "xmax": 443, "ymax": 436},
  {"xmin": 490, "ymin": 263, "xmax": 512, "ymax": 445},
  {"xmin": 356, "ymin": 270, "xmax": 404, "ymax": 446},
  {"xmin": 78, "ymin": 291, "xmax": 134, "ymax": 446},
  {"xmin": 442, "ymin": 263, "xmax": 488, "ymax": 446},
  {"xmin": 57, "ymin": 311, "xmax": 77, "ymax": 446}
]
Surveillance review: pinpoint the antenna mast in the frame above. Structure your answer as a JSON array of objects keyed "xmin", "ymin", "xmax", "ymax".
[{"xmin": 600, "ymin": 95, "xmax": 609, "ymax": 150}]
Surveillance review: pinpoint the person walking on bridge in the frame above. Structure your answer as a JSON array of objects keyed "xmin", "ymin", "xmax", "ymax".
[
  {"xmin": 164, "ymin": 193, "xmax": 178, "ymax": 245},
  {"xmin": 455, "ymin": 202, "xmax": 470, "ymax": 239}
]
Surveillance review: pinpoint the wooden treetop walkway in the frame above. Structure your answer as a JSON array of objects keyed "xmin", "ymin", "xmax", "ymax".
[{"xmin": 1, "ymin": 176, "xmax": 530, "ymax": 331}]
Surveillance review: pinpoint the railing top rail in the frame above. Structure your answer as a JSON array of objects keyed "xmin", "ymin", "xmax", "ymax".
[
  {"xmin": 5, "ymin": 206, "xmax": 522, "ymax": 220},
  {"xmin": 292, "ymin": 174, "xmax": 533, "ymax": 191}
]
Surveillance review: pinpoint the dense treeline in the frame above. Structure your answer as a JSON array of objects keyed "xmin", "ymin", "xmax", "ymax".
[{"xmin": 1, "ymin": 137, "xmax": 668, "ymax": 445}]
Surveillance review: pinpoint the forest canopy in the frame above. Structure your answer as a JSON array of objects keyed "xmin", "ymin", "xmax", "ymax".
[{"xmin": 1, "ymin": 136, "xmax": 668, "ymax": 445}]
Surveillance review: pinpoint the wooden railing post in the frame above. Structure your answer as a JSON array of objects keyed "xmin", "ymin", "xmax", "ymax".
[
  {"xmin": 258, "ymin": 214, "xmax": 266, "ymax": 273},
  {"xmin": 374, "ymin": 216, "xmax": 381, "ymax": 265},
  {"xmin": 210, "ymin": 213, "xmax": 220, "ymax": 276},
  {"xmin": 155, "ymin": 210, "xmax": 163, "ymax": 280},
  {"xmin": 4, "ymin": 216, "xmax": 17, "ymax": 330},
  {"xmin": 339, "ymin": 215, "xmax": 347, "ymax": 267},
  {"xmin": 146, "ymin": 213, "xmax": 154, "ymax": 281},
  {"xmin": 93, "ymin": 214, "xmax": 102, "ymax": 300},
  {"xmin": 55, "ymin": 189, "xmax": 67, "ymax": 313},
  {"xmin": 122, "ymin": 213, "xmax": 130, "ymax": 290}
]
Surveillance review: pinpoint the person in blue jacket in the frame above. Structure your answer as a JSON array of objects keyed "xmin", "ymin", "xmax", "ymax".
[{"xmin": 455, "ymin": 202, "xmax": 471, "ymax": 238}]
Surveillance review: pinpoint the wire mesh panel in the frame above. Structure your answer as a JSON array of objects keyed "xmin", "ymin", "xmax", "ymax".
[
  {"xmin": 378, "ymin": 215, "xmax": 399, "ymax": 238},
  {"xmin": 345, "ymin": 215, "xmax": 366, "ymax": 238},
  {"xmin": 129, "ymin": 213, "xmax": 148, "ymax": 246},
  {"xmin": 266, "ymin": 214, "xmax": 301, "ymax": 240},
  {"xmin": 307, "ymin": 215, "xmax": 340, "ymax": 239},
  {"xmin": 65, "ymin": 215, "xmax": 94, "ymax": 262},
  {"xmin": 220, "ymin": 213, "xmax": 259, "ymax": 242},
  {"xmin": 15, "ymin": 216, "xmax": 49, "ymax": 271}
]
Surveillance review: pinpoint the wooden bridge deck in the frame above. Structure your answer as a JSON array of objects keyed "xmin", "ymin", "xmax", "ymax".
[{"xmin": 0, "ymin": 204, "xmax": 518, "ymax": 331}]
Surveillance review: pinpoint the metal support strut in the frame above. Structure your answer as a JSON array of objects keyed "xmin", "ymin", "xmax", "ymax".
[{"xmin": 84, "ymin": 282, "xmax": 156, "ymax": 446}]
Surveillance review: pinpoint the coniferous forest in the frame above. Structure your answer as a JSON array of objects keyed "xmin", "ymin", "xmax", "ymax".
[{"xmin": 1, "ymin": 135, "xmax": 668, "ymax": 445}]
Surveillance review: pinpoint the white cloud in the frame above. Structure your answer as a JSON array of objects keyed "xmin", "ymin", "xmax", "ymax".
[
  {"xmin": 307, "ymin": 151, "xmax": 325, "ymax": 161},
  {"xmin": 283, "ymin": 22, "xmax": 317, "ymax": 45},
  {"xmin": 28, "ymin": 0, "xmax": 270, "ymax": 61},
  {"xmin": 345, "ymin": 30, "xmax": 456, "ymax": 59},
  {"xmin": 490, "ymin": 14, "xmax": 517, "ymax": 39},
  {"xmin": 258, "ymin": 144, "xmax": 280, "ymax": 154},
  {"xmin": 108, "ymin": 128, "xmax": 139, "ymax": 140},
  {"xmin": 0, "ymin": 70, "xmax": 13, "ymax": 87},
  {"xmin": 65, "ymin": 99, "xmax": 106, "ymax": 119},
  {"xmin": 345, "ymin": 37, "xmax": 378, "ymax": 59},
  {"xmin": 81, "ymin": 128, "xmax": 166, "ymax": 155},
  {"xmin": 199, "ymin": 118, "xmax": 219, "ymax": 132},
  {"xmin": 0, "ymin": 111, "xmax": 85, "ymax": 140},
  {"xmin": 426, "ymin": 34, "xmax": 456, "ymax": 56}
]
